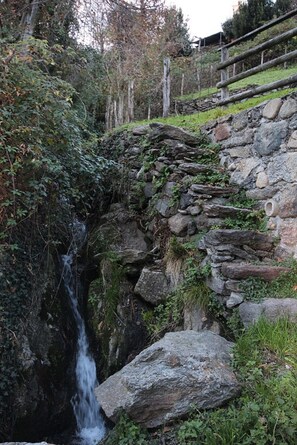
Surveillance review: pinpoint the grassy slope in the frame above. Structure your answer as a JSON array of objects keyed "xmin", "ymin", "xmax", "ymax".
[{"xmin": 118, "ymin": 65, "xmax": 297, "ymax": 135}]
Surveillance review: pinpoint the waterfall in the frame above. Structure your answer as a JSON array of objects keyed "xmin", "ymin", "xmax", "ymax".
[{"xmin": 62, "ymin": 222, "xmax": 106, "ymax": 445}]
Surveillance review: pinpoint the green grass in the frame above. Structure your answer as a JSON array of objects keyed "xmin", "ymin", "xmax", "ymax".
[
  {"xmin": 121, "ymin": 87, "xmax": 295, "ymax": 135},
  {"xmin": 175, "ymin": 65, "xmax": 297, "ymax": 101}
]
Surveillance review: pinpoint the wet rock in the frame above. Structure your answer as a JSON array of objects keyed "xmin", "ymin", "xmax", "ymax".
[{"xmin": 95, "ymin": 331, "xmax": 240, "ymax": 428}]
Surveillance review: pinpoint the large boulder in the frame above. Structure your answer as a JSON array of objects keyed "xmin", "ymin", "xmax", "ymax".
[{"xmin": 95, "ymin": 331, "xmax": 240, "ymax": 428}]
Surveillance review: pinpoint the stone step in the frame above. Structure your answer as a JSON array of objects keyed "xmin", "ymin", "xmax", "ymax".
[
  {"xmin": 221, "ymin": 263, "xmax": 291, "ymax": 281},
  {"xmin": 190, "ymin": 184, "xmax": 238, "ymax": 197},
  {"xmin": 200, "ymin": 229, "xmax": 274, "ymax": 252}
]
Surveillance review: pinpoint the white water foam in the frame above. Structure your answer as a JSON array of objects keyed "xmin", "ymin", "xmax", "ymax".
[{"xmin": 62, "ymin": 224, "xmax": 106, "ymax": 445}]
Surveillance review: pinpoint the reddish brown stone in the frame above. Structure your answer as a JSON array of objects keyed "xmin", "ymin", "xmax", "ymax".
[
  {"xmin": 221, "ymin": 263, "xmax": 290, "ymax": 281},
  {"xmin": 214, "ymin": 123, "xmax": 231, "ymax": 141}
]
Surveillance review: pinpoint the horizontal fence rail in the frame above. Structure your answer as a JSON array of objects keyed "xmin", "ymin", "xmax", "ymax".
[{"xmin": 217, "ymin": 8, "xmax": 297, "ymax": 104}]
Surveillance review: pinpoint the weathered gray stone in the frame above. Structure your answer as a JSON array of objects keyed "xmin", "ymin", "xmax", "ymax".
[
  {"xmin": 228, "ymin": 146, "xmax": 251, "ymax": 158},
  {"xmin": 179, "ymin": 193, "xmax": 194, "ymax": 210},
  {"xmin": 256, "ymin": 171, "xmax": 269, "ymax": 188},
  {"xmin": 144, "ymin": 182, "xmax": 154, "ymax": 198},
  {"xmin": 222, "ymin": 129, "xmax": 254, "ymax": 148},
  {"xmin": 226, "ymin": 292, "xmax": 244, "ymax": 308},
  {"xmin": 134, "ymin": 268, "xmax": 170, "ymax": 304},
  {"xmin": 184, "ymin": 305, "xmax": 207, "ymax": 331},
  {"xmin": 149, "ymin": 123, "xmax": 200, "ymax": 146},
  {"xmin": 206, "ymin": 273, "xmax": 227, "ymax": 295},
  {"xmin": 155, "ymin": 196, "xmax": 176, "ymax": 217},
  {"xmin": 267, "ymin": 153, "xmax": 297, "ymax": 184},
  {"xmin": 239, "ymin": 302, "xmax": 264, "ymax": 327},
  {"xmin": 253, "ymin": 121, "xmax": 287, "ymax": 156},
  {"xmin": 200, "ymin": 230, "xmax": 274, "ymax": 251},
  {"xmin": 132, "ymin": 125, "xmax": 150, "ymax": 135},
  {"xmin": 262, "ymin": 98, "xmax": 282, "ymax": 119},
  {"xmin": 246, "ymin": 186, "xmax": 279, "ymax": 200},
  {"xmin": 239, "ymin": 299, "xmax": 297, "ymax": 327},
  {"xmin": 178, "ymin": 163, "xmax": 211, "ymax": 174},
  {"xmin": 117, "ymin": 249, "xmax": 148, "ymax": 265},
  {"xmin": 168, "ymin": 213, "xmax": 193, "ymax": 236},
  {"xmin": 230, "ymin": 158, "xmax": 260, "ymax": 185},
  {"xmin": 288, "ymin": 130, "xmax": 297, "ymax": 149},
  {"xmin": 190, "ymin": 184, "xmax": 238, "ymax": 197},
  {"xmin": 277, "ymin": 185, "xmax": 297, "ymax": 218},
  {"xmin": 232, "ymin": 110, "xmax": 248, "ymax": 131},
  {"xmin": 95, "ymin": 331, "xmax": 240, "ymax": 428},
  {"xmin": 188, "ymin": 205, "xmax": 201, "ymax": 216},
  {"xmin": 279, "ymin": 98, "xmax": 297, "ymax": 119}
]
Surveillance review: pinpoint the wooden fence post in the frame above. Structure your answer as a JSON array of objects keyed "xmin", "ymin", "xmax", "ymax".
[
  {"xmin": 163, "ymin": 57, "xmax": 171, "ymax": 118},
  {"xmin": 220, "ymin": 47, "xmax": 229, "ymax": 101}
]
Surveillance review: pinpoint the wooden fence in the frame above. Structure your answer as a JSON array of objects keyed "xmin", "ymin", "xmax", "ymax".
[{"xmin": 217, "ymin": 8, "xmax": 297, "ymax": 105}]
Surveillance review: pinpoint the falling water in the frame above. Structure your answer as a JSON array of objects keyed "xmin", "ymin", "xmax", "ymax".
[{"xmin": 62, "ymin": 222, "xmax": 106, "ymax": 445}]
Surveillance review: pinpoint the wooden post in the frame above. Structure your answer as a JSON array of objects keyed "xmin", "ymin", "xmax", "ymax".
[
  {"xmin": 220, "ymin": 47, "xmax": 229, "ymax": 101},
  {"xmin": 147, "ymin": 103, "xmax": 151, "ymax": 120},
  {"xmin": 197, "ymin": 69, "xmax": 201, "ymax": 91},
  {"xmin": 163, "ymin": 57, "xmax": 171, "ymax": 118},
  {"xmin": 127, "ymin": 79, "xmax": 134, "ymax": 122}
]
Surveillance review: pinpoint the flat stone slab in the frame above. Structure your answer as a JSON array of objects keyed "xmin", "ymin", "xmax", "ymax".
[
  {"xmin": 95, "ymin": 331, "xmax": 240, "ymax": 428},
  {"xmin": 200, "ymin": 230, "xmax": 274, "ymax": 251},
  {"xmin": 190, "ymin": 184, "xmax": 238, "ymax": 197},
  {"xmin": 149, "ymin": 123, "xmax": 200, "ymax": 146},
  {"xmin": 221, "ymin": 263, "xmax": 290, "ymax": 281},
  {"xmin": 203, "ymin": 204, "xmax": 251, "ymax": 218}
]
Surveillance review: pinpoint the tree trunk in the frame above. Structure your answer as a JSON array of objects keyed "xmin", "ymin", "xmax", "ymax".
[
  {"xmin": 20, "ymin": 0, "xmax": 42, "ymax": 40},
  {"xmin": 128, "ymin": 80, "xmax": 135, "ymax": 122},
  {"xmin": 163, "ymin": 57, "xmax": 170, "ymax": 118}
]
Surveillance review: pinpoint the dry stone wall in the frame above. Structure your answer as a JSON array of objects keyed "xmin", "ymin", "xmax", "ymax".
[
  {"xmin": 203, "ymin": 92, "xmax": 297, "ymax": 259},
  {"xmin": 92, "ymin": 94, "xmax": 297, "ymax": 377}
]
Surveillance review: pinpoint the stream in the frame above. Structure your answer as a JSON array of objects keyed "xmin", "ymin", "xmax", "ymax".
[{"xmin": 61, "ymin": 222, "xmax": 106, "ymax": 445}]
